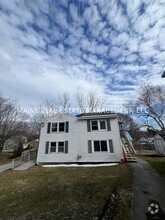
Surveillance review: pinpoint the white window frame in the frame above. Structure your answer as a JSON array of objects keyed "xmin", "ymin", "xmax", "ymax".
[
  {"xmin": 51, "ymin": 123, "xmax": 58, "ymax": 132},
  {"xmin": 50, "ymin": 142, "xmax": 57, "ymax": 153},
  {"xmin": 58, "ymin": 141, "xmax": 65, "ymax": 153},
  {"xmin": 49, "ymin": 141, "xmax": 65, "ymax": 153},
  {"xmin": 99, "ymin": 120, "xmax": 107, "ymax": 130},
  {"xmin": 91, "ymin": 120, "xmax": 107, "ymax": 131},
  {"xmin": 51, "ymin": 122, "xmax": 65, "ymax": 133},
  {"xmin": 92, "ymin": 140, "xmax": 109, "ymax": 153}
]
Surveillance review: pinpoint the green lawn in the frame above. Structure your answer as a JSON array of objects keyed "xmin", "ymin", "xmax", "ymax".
[
  {"xmin": 138, "ymin": 155, "xmax": 165, "ymax": 178},
  {"xmin": 0, "ymin": 164, "xmax": 132, "ymax": 220}
]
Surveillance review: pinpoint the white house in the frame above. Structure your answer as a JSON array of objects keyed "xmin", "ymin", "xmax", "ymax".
[{"xmin": 36, "ymin": 112, "xmax": 125, "ymax": 164}]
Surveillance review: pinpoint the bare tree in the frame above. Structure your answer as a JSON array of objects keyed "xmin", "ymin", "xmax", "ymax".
[
  {"xmin": 0, "ymin": 94, "xmax": 27, "ymax": 152},
  {"xmin": 31, "ymin": 99, "xmax": 57, "ymax": 134},
  {"xmin": 75, "ymin": 87, "xmax": 106, "ymax": 113},
  {"xmin": 75, "ymin": 88, "xmax": 86, "ymax": 113},
  {"xmin": 58, "ymin": 92, "xmax": 71, "ymax": 110},
  {"xmin": 138, "ymin": 85, "xmax": 165, "ymax": 133}
]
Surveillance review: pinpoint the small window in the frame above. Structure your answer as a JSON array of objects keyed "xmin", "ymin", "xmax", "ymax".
[
  {"xmin": 58, "ymin": 142, "xmax": 65, "ymax": 152},
  {"xmin": 50, "ymin": 142, "xmax": 56, "ymax": 153},
  {"xmin": 59, "ymin": 122, "xmax": 65, "ymax": 132},
  {"xmin": 91, "ymin": 121, "xmax": 98, "ymax": 130},
  {"xmin": 93, "ymin": 140, "xmax": 108, "ymax": 152},
  {"xmin": 52, "ymin": 123, "xmax": 57, "ymax": 132},
  {"xmin": 100, "ymin": 121, "xmax": 106, "ymax": 129}
]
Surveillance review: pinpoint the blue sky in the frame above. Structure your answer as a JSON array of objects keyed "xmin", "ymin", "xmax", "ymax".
[{"xmin": 0, "ymin": 0, "xmax": 165, "ymax": 108}]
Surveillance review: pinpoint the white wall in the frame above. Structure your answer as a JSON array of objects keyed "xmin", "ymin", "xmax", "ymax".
[{"xmin": 37, "ymin": 113, "xmax": 123, "ymax": 164}]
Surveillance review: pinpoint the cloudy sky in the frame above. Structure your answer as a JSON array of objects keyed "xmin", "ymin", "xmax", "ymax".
[{"xmin": 0, "ymin": 0, "xmax": 165, "ymax": 108}]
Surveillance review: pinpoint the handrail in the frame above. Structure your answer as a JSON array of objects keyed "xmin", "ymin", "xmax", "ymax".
[{"xmin": 120, "ymin": 130, "xmax": 136, "ymax": 154}]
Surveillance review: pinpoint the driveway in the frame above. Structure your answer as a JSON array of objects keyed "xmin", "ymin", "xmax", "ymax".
[
  {"xmin": 129, "ymin": 158, "xmax": 165, "ymax": 220},
  {"xmin": 0, "ymin": 162, "xmax": 12, "ymax": 173}
]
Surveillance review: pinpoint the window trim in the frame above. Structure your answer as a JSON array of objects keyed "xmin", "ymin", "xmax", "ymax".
[
  {"xmin": 92, "ymin": 140, "xmax": 109, "ymax": 153},
  {"xmin": 51, "ymin": 123, "xmax": 58, "ymax": 132},
  {"xmin": 50, "ymin": 142, "xmax": 56, "ymax": 153},
  {"xmin": 90, "ymin": 120, "xmax": 107, "ymax": 131},
  {"xmin": 58, "ymin": 141, "xmax": 65, "ymax": 153}
]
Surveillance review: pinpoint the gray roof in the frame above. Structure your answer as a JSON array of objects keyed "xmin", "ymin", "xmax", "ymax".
[{"xmin": 76, "ymin": 112, "xmax": 113, "ymax": 117}]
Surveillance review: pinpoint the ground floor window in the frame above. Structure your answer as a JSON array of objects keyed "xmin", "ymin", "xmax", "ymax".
[
  {"xmin": 50, "ymin": 142, "xmax": 56, "ymax": 153},
  {"xmin": 93, "ymin": 140, "xmax": 108, "ymax": 152},
  {"xmin": 89, "ymin": 139, "xmax": 114, "ymax": 153},
  {"xmin": 58, "ymin": 142, "xmax": 65, "ymax": 153},
  {"xmin": 47, "ymin": 141, "xmax": 68, "ymax": 153}
]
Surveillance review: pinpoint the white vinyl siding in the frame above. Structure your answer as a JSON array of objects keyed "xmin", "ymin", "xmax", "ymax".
[{"xmin": 37, "ymin": 113, "xmax": 122, "ymax": 164}]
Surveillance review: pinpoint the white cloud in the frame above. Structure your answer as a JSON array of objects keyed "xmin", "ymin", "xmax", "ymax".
[{"xmin": 0, "ymin": 0, "xmax": 164, "ymax": 109}]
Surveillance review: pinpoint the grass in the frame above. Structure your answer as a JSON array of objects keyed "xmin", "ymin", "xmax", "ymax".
[
  {"xmin": 136, "ymin": 149, "xmax": 165, "ymax": 178},
  {"xmin": 138, "ymin": 155, "xmax": 165, "ymax": 178},
  {"xmin": 0, "ymin": 164, "xmax": 132, "ymax": 220}
]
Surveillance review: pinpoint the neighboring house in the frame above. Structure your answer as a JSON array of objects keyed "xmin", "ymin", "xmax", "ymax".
[
  {"xmin": 3, "ymin": 136, "xmax": 28, "ymax": 152},
  {"xmin": 137, "ymin": 137, "xmax": 150, "ymax": 145},
  {"xmin": 27, "ymin": 139, "xmax": 39, "ymax": 149},
  {"xmin": 37, "ymin": 112, "xmax": 124, "ymax": 164}
]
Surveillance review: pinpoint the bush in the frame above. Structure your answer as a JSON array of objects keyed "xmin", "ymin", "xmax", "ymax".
[{"xmin": 12, "ymin": 142, "xmax": 23, "ymax": 158}]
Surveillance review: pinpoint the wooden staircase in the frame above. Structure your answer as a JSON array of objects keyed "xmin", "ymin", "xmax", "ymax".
[{"xmin": 120, "ymin": 130, "xmax": 137, "ymax": 162}]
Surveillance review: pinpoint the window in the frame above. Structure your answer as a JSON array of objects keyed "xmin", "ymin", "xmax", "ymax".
[
  {"xmin": 59, "ymin": 122, "xmax": 65, "ymax": 132},
  {"xmin": 51, "ymin": 123, "xmax": 57, "ymax": 132},
  {"xmin": 100, "ymin": 121, "xmax": 106, "ymax": 129},
  {"xmin": 50, "ymin": 142, "xmax": 56, "ymax": 153},
  {"xmin": 50, "ymin": 122, "xmax": 66, "ymax": 132},
  {"xmin": 58, "ymin": 142, "xmax": 65, "ymax": 153},
  {"xmin": 93, "ymin": 140, "xmax": 108, "ymax": 152},
  {"xmin": 101, "ymin": 141, "xmax": 108, "ymax": 151},
  {"xmin": 91, "ymin": 121, "xmax": 98, "ymax": 130},
  {"xmin": 94, "ymin": 141, "xmax": 100, "ymax": 151},
  {"xmin": 91, "ymin": 120, "xmax": 106, "ymax": 131}
]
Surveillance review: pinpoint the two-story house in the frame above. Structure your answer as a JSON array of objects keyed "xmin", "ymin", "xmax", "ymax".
[{"xmin": 36, "ymin": 112, "xmax": 124, "ymax": 164}]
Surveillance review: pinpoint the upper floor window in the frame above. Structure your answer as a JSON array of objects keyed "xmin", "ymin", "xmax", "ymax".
[
  {"xmin": 52, "ymin": 123, "xmax": 57, "ymax": 132},
  {"xmin": 91, "ymin": 120, "xmax": 106, "ymax": 131},
  {"xmin": 50, "ymin": 122, "xmax": 67, "ymax": 133},
  {"xmin": 59, "ymin": 122, "xmax": 65, "ymax": 132}
]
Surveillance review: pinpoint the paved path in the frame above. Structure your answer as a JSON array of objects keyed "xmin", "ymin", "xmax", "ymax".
[
  {"xmin": 129, "ymin": 158, "xmax": 165, "ymax": 220},
  {"xmin": 0, "ymin": 162, "xmax": 12, "ymax": 173},
  {"xmin": 14, "ymin": 161, "xmax": 35, "ymax": 170}
]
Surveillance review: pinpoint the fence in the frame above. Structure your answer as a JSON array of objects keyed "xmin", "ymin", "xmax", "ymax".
[
  {"xmin": 12, "ymin": 149, "xmax": 38, "ymax": 169},
  {"xmin": 134, "ymin": 143, "xmax": 155, "ymax": 150}
]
